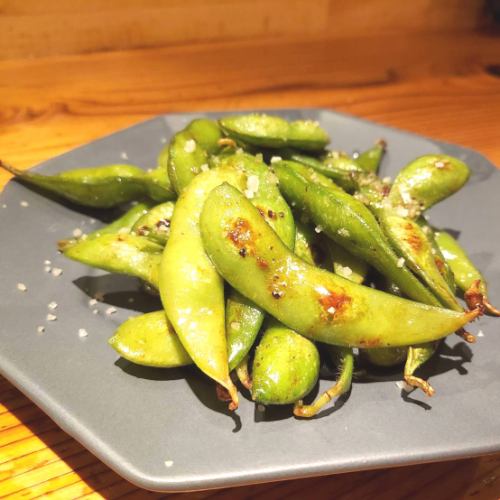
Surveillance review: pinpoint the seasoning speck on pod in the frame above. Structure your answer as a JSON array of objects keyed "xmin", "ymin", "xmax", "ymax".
[
  {"xmin": 36, "ymin": 326, "xmax": 45, "ymax": 334},
  {"xmin": 397, "ymin": 257, "xmax": 405, "ymax": 268},
  {"xmin": 184, "ymin": 139, "xmax": 196, "ymax": 153},
  {"xmin": 78, "ymin": 328, "xmax": 88, "ymax": 338},
  {"xmin": 72, "ymin": 228, "xmax": 83, "ymax": 238},
  {"xmin": 47, "ymin": 313, "xmax": 57, "ymax": 321},
  {"xmin": 88, "ymin": 298, "xmax": 97, "ymax": 307},
  {"xmin": 164, "ymin": 460, "xmax": 174, "ymax": 468},
  {"xmin": 106, "ymin": 306, "xmax": 117, "ymax": 316},
  {"xmin": 48, "ymin": 301, "xmax": 58, "ymax": 310},
  {"xmin": 16, "ymin": 283, "xmax": 27, "ymax": 292}
]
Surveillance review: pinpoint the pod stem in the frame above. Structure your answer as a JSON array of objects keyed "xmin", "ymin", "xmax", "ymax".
[
  {"xmin": 215, "ymin": 382, "xmax": 239, "ymax": 411},
  {"xmin": 404, "ymin": 345, "xmax": 436, "ymax": 397},
  {"xmin": 403, "ymin": 375, "xmax": 435, "ymax": 397},
  {"xmin": 456, "ymin": 328, "xmax": 476, "ymax": 344},
  {"xmin": 218, "ymin": 138, "xmax": 238, "ymax": 149},
  {"xmin": 293, "ymin": 349, "xmax": 353, "ymax": 418},
  {"xmin": 0, "ymin": 159, "xmax": 23, "ymax": 177},
  {"xmin": 235, "ymin": 356, "xmax": 252, "ymax": 390}
]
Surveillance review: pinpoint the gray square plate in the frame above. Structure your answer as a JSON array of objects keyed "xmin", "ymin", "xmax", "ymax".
[{"xmin": 1, "ymin": 109, "xmax": 499, "ymax": 493}]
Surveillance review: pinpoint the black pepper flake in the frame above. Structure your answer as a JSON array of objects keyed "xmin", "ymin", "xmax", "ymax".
[
  {"xmin": 272, "ymin": 290, "xmax": 283, "ymax": 299},
  {"xmin": 239, "ymin": 248, "xmax": 247, "ymax": 257}
]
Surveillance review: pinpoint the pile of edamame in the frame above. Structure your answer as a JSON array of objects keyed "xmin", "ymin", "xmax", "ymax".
[{"xmin": 3, "ymin": 114, "xmax": 497, "ymax": 418}]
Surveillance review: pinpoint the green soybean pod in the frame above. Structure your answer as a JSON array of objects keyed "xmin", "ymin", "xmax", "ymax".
[
  {"xmin": 435, "ymin": 230, "xmax": 499, "ymax": 316},
  {"xmin": 388, "ymin": 154, "xmax": 470, "ymax": 217},
  {"xmin": 167, "ymin": 119, "xmax": 222, "ymax": 194},
  {"xmin": 251, "ymin": 321, "xmax": 320, "ymax": 405},
  {"xmin": 132, "ymin": 201, "xmax": 175, "ymax": 245},
  {"xmin": 356, "ymin": 140, "xmax": 386, "ymax": 173},
  {"xmin": 109, "ymin": 311, "xmax": 192, "ymax": 368},
  {"xmin": 1, "ymin": 161, "xmax": 148, "ymax": 208},
  {"xmin": 200, "ymin": 183, "xmax": 479, "ymax": 348},
  {"xmin": 160, "ymin": 166, "xmax": 246, "ymax": 410},
  {"xmin": 219, "ymin": 114, "xmax": 329, "ymax": 151},
  {"xmin": 63, "ymin": 233, "xmax": 163, "ymax": 288}
]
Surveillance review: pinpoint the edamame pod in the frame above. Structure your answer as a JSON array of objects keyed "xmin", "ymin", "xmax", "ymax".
[
  {"xmin": 294, "ymin": 346, "xmax": 353, "ymax": 417},
  {"xmin": 58, "ymin": 202, "xmax": 151, "ymax": 251},
  {"xmin": 435, "ymin": 230, "xmax": 500, "ymax": 316},
  {"xmin": 63, "ymin": 233, "xmax": 163, "ymax": 287},
  {"xmin": 364, "ymin": 347, "xmax": 408, "ymax": 367},
  {"xmin": 273, "ymin": 161, "xmax": 441, "ymax": 306},
  {"xmin": 109, "ymin": 311, "xmax": 192, "ymax": 368},
  {"xmin": 289, "ymin": 152, "xmax": 362, "ymax": 192},
  {"xmin": 388, "ymin": 155, "xmax": 470, "ymax": 218},
  {"xmin": 160, "ymin": 167, "xmax": 246, "ymax": 410},
  {"xmin": 1, "ymin": 162, "xmax": 149, "ymax": 208},
  {"xmin": 167, "ymin": 119, "xmax": 222, "ymax": 193},
  {"xmin": 144, "ymin": 149, "xmax": 176, "ymax": 202},
  {"xmin": 251, "ymin": 322, "xmax": 320, "ymax": 405},
  {"xmin": 220, "ymin": 114, "xmax": 329, "ymax": 151},
  {"xmin": 200, "ymin": 183, "xmax": 479, "ymax": 347},
  {"xmin": 226, "ymin": 290, "xmax": 265, "ymax": 371},
  {"xmin": 380, "ymin": 214, "xmax": 461, "ymax": 311},
  {"xmin": 294, "ymin": 220, "xmax": 318, "ymax": 265},
  {"xmin": 356, "ymin": 140, "xmax": 386, "ymax": 173},
  {"xmin": 132, "ymin": 201, "xmax": 175, "ymax": 245}
]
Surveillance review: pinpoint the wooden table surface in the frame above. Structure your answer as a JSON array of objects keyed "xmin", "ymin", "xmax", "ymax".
[{"xmin": 1, "ymin": 31, "xmax": 500, "ymax": 499}]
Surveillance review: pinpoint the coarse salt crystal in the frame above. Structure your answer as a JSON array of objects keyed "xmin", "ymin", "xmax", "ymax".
[
  {"xmin": 92, "ymin": 309, "xmax": 99, "ymax": 315},
  {"xmin": 270, "ymin": 156, "xmax": 282, "ymax": 164},
  {"xmin": 120, "ymin": 152, "xmax": 129, "ymax": 160},
  {"xmin": 90, "ymin": 218, "xmax": 96, "ymax": 225},
  {"xmin": 88, "ymin": 298, "xmax": 97, "ymax": 307},
  {"xmin": 72, "ymin": 228, "xmax": 83, "ymax": 238},
  {"xmin": 48, "ymin": 301, "xmax": 58, "ymax": 310},
  {"xmin": 78, "ymin": 328, "xmax": 88, "ymax": 338},
  {"xmin": 47, "ymin": 313, "xmax": 57, "ymax": 321},
  {"xmin": 118, "ymin": 227, "xmax": 129, "ymax": 235},
  {"xmin": 337, "ymin": 228, "xmax": 350, "ymax": 238},
  {"xmin": 164, "ymin": 460, "xmax": 174, "ymax": 468},
  {"xmin": 106, "ymin": 306, "xmax": 117, "ymax": 316},
  {"xmin": 230, "ymin": 321, "xmax": 241, "ymax": 331},
  {"xmin": 397, "ymin": 257, "xmax": 405, "ymax": 268},
  {"xmin": 51, "ymin": 267, "xmax": 63, "ymax": 277},
  {"xmin": 400, "ymin": 190, "xmax": 412, "ymax": 204},
  {"xmin": 477, "ymin": 330, "xmax": 484, "ymax": 337},
  {"xmin": 314, "ymin": 226, "xmax": 323, "ymax": 234},
  {"xmin": 327, "ymin": 306, "xmax": 336, "ymax": 315},
  {"xmin": 16, "ymin": 283, "xmax": 27, "ymax": 292},
  {"xmin": 20, "ymin": 201, "xmax": 29, "ymax": 207},
  {"xmin": 246, "ymin": 175, "xmax": 259, "ymax": 194},
  {"xmin": 339, "ymin": 266, "xmax": 353, "ymax": 277},
  {"xmin": 37, "ymin": 326, "xmax": 45, "ymax": 334},
  {"xmin": 382, "ymin": 176, "xmax": 392, "ymax": 184},
  {"xmin": 184, "ymin": 139, "xmax": 196, "ymax": 153},
  {"xmin": 244, "ymin": 189, "xmax": 254, "ymax": 199},
  {"xmin": 44, "ymin": 260, "xmax": 51, "ymax": 265},
  {"xmin": 435, "ymin": 160, "xmax": 446, "ymax": 168},
  {"xmin": 44, "ymin": 266, "xmax": 52, "ymax": 273},
  {"xmin": 395, "ymin": 206, "xmax": 409, "ymax": 218},
  {"xmin": 1, "ymin": 204, "xmax": 6, "ymax": 208},
  {"xmin": 161, "ymin": 137, "xmax": 167, "ymax": 144},
  {"xmin": 200, "ymin": 163, "xmax": 209, "ymax": 172}
]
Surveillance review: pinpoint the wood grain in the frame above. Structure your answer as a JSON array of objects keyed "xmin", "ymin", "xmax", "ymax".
[
  {"xmin": 0, "ymin": 0, "xmax": 488, "ymax": 60},
  {"xmin": 0, "ymin": 29, "xmax": 500, "ymax": 498}
]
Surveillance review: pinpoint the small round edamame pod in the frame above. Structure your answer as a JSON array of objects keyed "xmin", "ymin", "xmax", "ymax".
[
  {"xmin": 167, "ymin": 119, "xmax": 222, "ymax": 194},
  {"xmin": 388, "ymin": 154, "xmax": 470, "ymax": 219},
  {"xmin": 58, "ymin": 201, "xmax": 152, "ymax": 251},
  {"xmin": 200, "ymin": 183, "xmax": 479, "ymax": 348},
  {"xmin": 63, "ymin": 233, "xmax": 163, "ymax": 288},
  {"xmin": 132, "ymin": 201, "xmax": 175, "ymax": 245},
  {"xmin": 363, "ymin": 346, "xmax": 408, "ymax": 367},
  {"xmin": 294, "ymin": 346, "xmax": 353, "ymax": 417},
  {"xmin": 219, "ymin": 114, "xmax": 329, "ymax": 151},
  {"xmin": 272, "ymin": 161, "xmax": 441, "ymax": 306},
  {"xmin": 435, "ymin": 230, "xmax": 500, "ymax": 316},
  {"xmin": 109, "ymin": 311, "xmax": 192, "ymax": 368},
  {"xmin": 356, "ymin": 140, "xmax": 386, "ymax": 173},
  {"xmin": 251, "ymin": 321, "xmax": 320, "ymax": 405}
]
